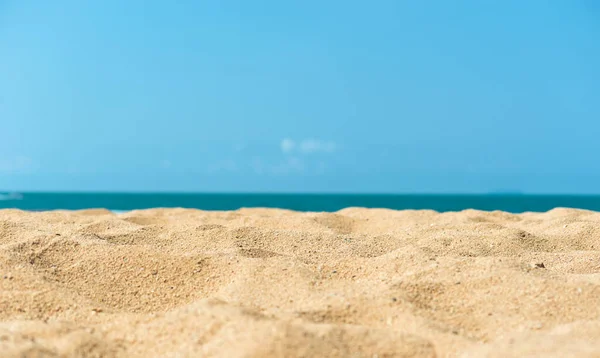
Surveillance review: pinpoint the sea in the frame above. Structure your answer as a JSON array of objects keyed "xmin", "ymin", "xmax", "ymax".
[{"xmin": 1, "ymin": 192, "xmax": 600, "ymax": 213}]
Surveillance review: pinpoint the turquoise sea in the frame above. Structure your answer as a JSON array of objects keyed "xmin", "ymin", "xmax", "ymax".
[{"xmin": 1, "ymin": 193, "xmax": 600, "ymax": 213}]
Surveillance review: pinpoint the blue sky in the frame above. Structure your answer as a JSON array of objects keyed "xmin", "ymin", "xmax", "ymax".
[{"xmin": 1, "ymin": 1, "xmax": 599, "ymax": 193}]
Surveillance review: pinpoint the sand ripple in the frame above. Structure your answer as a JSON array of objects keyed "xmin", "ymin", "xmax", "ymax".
[{"xmin": 1, "ymin": 208, "xmax": 600, "ymax": 357}]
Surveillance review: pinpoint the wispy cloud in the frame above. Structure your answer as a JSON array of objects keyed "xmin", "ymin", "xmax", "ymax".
[
  {"xmin": 160, "ymin": 160, "xmax": 172, "ymax": 169},
  {"xmin": 209, "ymin": 138, "xmax": 336, "ymax": 177},
  {"xmin": 299, "ymin": 139, "xmax": 336, "ymax": 154},
  {"xmin": 271, "ymin": 156, "xmax": 305, "ymax": 175},
  {"xmin": 0, "ymin": 156, "xmax": 36, "ymax": 174},
  {"xmin": 207, "ymin": 159, "xmax": 238, "ymax": 174},
  {"xmin": 251, "ymin": 157, "xmax": 266, "ymax": 175},
  {"xmin": 233, "ymin": 143, "xmax": 247, "ymax": 152},
  {"xmin": 280, "ymin": 138, "xmax": 337, "ymax": 154},
  {"xmin": 250, "ymin": 156, "xmax": 330, "ymax": 176},
  {"xmin": 280, "ymin": 138, "xmax": 295, "ymax": 153}
]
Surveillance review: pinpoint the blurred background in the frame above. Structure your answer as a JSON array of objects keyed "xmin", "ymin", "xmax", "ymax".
[{"xmin": 1, "ymin": 1, "xmax": 599, "ymax": 211}]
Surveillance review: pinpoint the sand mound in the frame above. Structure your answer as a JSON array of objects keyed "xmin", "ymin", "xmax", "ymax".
[{"xmin": 1, "ymin": 207, "xmax": 600, "ymax": 357}]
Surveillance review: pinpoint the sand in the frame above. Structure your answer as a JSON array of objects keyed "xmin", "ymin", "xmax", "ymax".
[{"xmin": 1, "ymin": 207, "xmax": 600, "ymax": 357}]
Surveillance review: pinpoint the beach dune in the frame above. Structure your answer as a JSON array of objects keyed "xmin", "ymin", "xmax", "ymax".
[{"xmin": 1, "ymin": 207, "xmax": 600, "ymax": 357}]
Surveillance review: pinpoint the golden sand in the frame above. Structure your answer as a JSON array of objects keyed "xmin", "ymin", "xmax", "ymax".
[{"xmin": 1, "ymin": 207, "xmax": 600, "ymax": 357}]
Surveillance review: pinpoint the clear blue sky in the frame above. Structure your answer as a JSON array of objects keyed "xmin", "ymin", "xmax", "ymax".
[{"xmin": 1, "ymin": 1, "xmax": 599, "ymax": 193}]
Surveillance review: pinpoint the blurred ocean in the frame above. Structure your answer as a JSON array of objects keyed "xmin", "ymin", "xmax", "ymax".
[{"xmin": 1, "ymin": 192, "xmax": 600, "ymax": 213}]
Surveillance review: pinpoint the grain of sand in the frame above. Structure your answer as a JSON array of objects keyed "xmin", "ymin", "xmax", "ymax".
[{"xmin": 1, "ymin": 207, "xmax": 600, "ymax": 357}]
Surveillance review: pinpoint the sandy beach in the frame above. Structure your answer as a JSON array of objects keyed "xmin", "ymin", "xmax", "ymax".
[{"xmin": 1, "ymin": 207, "xmax": 600, "ymax": 357}]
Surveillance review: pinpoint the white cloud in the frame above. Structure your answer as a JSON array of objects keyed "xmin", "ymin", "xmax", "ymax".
[
  {"xmin": 299, "ymin": 139, "xmax": 336, "ymax": 154},
  {"xmin": 280, "ymin": 138, "xmax": 295, "ymax": 153},
  {"xmin": 280, "ymin": 138, "xmax": 336, "ymax": 154}
]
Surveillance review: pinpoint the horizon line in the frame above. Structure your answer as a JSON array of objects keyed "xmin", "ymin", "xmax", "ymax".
[{"xmin": 3, "ymin": 190, "xmax": 600, "ymax": 197}]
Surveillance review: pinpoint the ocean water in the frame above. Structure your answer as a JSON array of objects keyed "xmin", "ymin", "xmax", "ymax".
[{"xmin": 1, "ymin": 192, "xmax": 600, "ymax": 213}]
